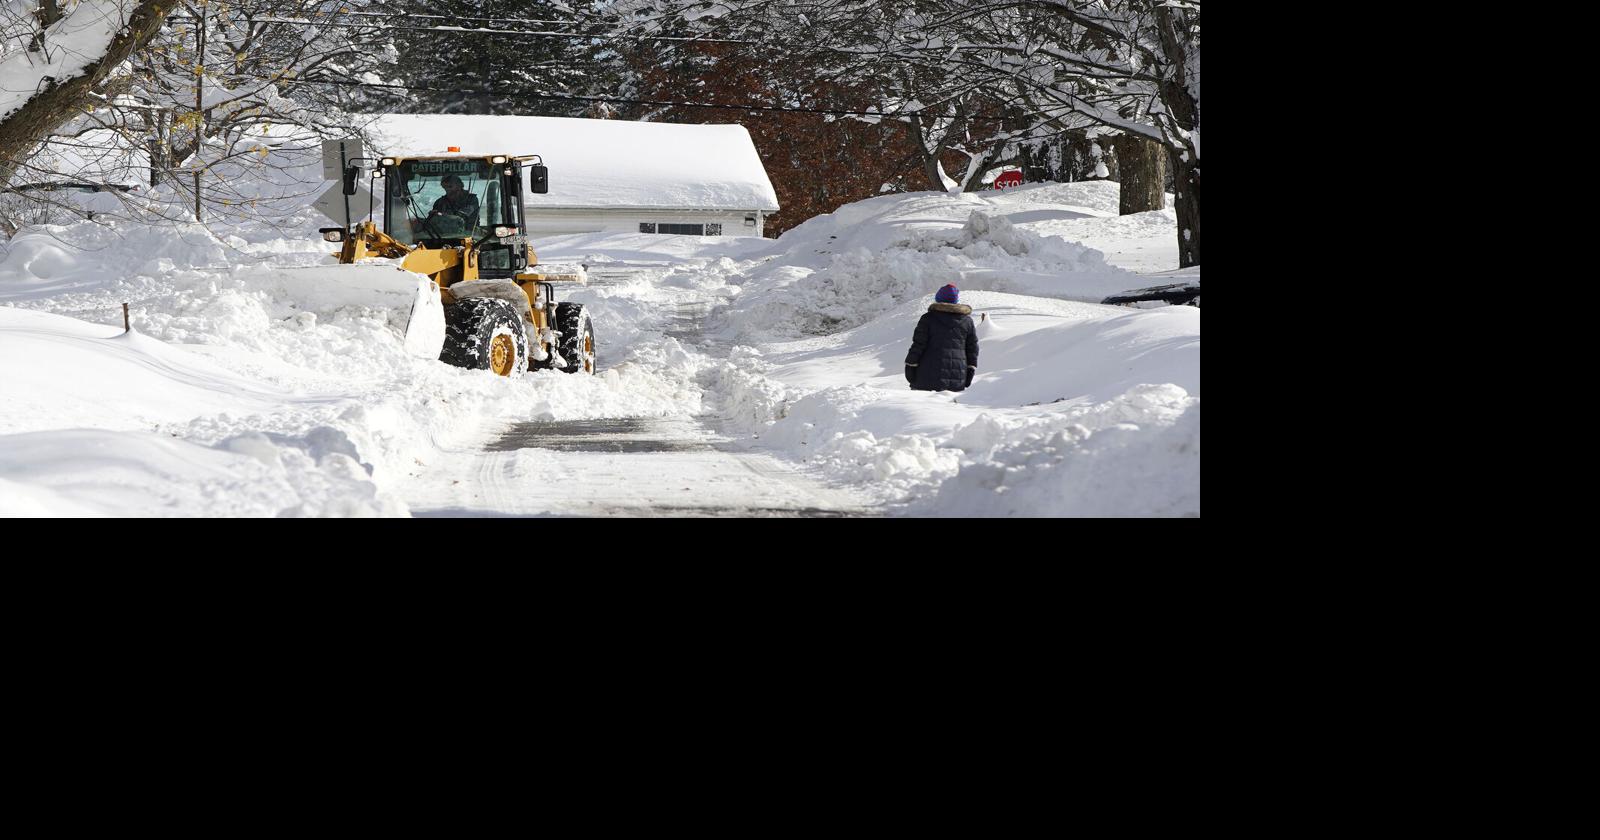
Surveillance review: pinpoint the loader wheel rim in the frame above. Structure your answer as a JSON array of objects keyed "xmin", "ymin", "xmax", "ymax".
[
  {"xmin": 584, "ymin": 332, "xmax": 595, "ymax": 373},
  {"xmin": 490, "ymin": 333, "xmax": 515, "ymax": 376}
]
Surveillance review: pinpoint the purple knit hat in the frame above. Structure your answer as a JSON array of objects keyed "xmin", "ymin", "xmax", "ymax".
[{"xmin": 935, "ymin": 284, "xmax": 959, "ymax": 304}]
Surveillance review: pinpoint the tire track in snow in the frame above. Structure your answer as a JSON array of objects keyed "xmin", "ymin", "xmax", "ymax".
[{"xmin": 408, "ymin": 416, "xmax": 871, "ymax": 518}]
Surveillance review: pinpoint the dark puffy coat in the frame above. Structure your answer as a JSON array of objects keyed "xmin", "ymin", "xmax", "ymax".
[{"xmin": 905, "ymin": 303, "xmax": 978, "ymax": 391}]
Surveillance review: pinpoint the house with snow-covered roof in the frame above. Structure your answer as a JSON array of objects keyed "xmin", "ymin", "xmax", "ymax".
[{"xmin": 364, "ymin": 114, "xmax": 780, "ymax": 237}]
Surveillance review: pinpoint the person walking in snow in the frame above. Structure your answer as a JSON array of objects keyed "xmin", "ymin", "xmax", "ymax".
[{"xmin": 905, "ymin": 284, "xmax": 978, "ymax": 392}]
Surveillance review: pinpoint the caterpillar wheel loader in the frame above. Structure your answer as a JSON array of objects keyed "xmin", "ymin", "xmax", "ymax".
[{"xmin": 314, "ymin": 151, "xmax": 595, "ymax": 377}]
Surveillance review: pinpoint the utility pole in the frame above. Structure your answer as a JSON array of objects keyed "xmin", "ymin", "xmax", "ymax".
[{"xmin": 193, "ymin": 1, "xmax": 206, "ymax": 222}]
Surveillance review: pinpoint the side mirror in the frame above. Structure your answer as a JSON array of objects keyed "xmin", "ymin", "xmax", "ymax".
[
  {"xmin": 528, "ymin": 164, "xmax": 548, "ymax": 194},
  {"xmin": 343, "ymin": 164, "xmax": 360, "ymax": 195},
  {"xmin": 320, "ymin": 227, "xmax": 347, "ymax": 243}
]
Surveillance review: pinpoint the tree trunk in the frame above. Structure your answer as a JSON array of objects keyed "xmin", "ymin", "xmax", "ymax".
[
  {"xmin": 0, "ymin": 1, "xmax": 180, "ymax": 184},
  {"xmin": 30, "ymin": 0, "xmax": 62, "ymax": 51},
  {"xmin": 1169, "ymin": 147, "xmax": 1200, "ymax": 268},
  {"xmin": 1101, "ymin": 142, "xmax": 1120, "ymax": 182},
  {"xmin": 957, "ymin": 137, "xmax": 1010, "ymax": 192},
  {"xmin": 922, "ymin": 152, "xmax": 947, "ymax": 191},
  {"xmin": 1153, "ymin": 5, "xmax": 1200, "ymax": 268},
  {"xmin": 1059, "ymin": 131, "xmax": 1110, "ymax": 182},
  {"xmin": 905, "ymin": 115, "xmax": 951, "ymax": 191},
  {"xmin": 1018, "ymin": 140, "xmax": 1052, "ymax": 184},
  {"xmin": 149, "ymin": 109, "xmax": 170, "ymax": 187},
  {"xmin": 1113, "ymin": 134, "xmax": 1165, "ymax": 214},
  {"xmin": 37, "ymin": 0, "xmax": 62, "ymax": 26}
]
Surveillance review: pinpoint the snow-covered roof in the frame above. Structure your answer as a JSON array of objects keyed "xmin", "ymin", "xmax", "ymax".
[{"xmin": 364, "ymin": 114, "xmax": 780, "ymax": 212}]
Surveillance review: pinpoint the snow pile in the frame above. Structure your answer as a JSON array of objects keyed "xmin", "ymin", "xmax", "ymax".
[
  {"xmin": 992, "ymin": 182, "xmax": 1180, "ymax": 273},
  {"xmin": 697, "ymin": 345, "xmax": 791, "ymax": 429},
  {"xmin": 748, "ymin": 383, "xmax": 963, "ymax": 494},
  {"xmin": 0, "ymin": 305, "xmax": 407, "ymax": 516},
  {"xmin": 923, "ymin": 385, "xmax": 1200, "ymax": 517},
  {"xmin": 0, "ymin": 427, "xmax": 404, "ymax": 517},
  {"xmin": 765, "ymin": 192, "xmax": 990, "ymax": 267},
  {"xmin": 904, "ymin": 210, "xmax": 1141, "ymax": 298},
  {"xmin": 718, "ymin": 191, "xmax": 1145, "ymax": 341},
  {"xmin": 989, "ymin": 181, "xmax": 1126, "ymax": 215},
  {"xmin": 0, "ymin": 221, "xmax": 235, "ymax": 303},
  {"xmin": 0, "ymin": 308, "xmax": 296, "ymax": 432},
  {"xmin": 700, "ymin": 287, "xmax": 1199, "ymax": 514},
  {"xmin": 737, "ymin": 382, "xmax": 1200, "ymax": 515}
]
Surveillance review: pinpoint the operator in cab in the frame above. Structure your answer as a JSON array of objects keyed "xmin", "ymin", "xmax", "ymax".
[{"xmin": 431, "ymin": 173, "xmax": 479, "ymax": 224}]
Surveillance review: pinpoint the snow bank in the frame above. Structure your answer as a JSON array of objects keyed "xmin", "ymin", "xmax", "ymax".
[
  {"xmin": 988, "ymin": 181, "xmax": 1125, "ymax": 216},
  {"xmin": 0, "ymin": 308, "xmax": 295, "ymax": 432},
  {"xmin": 701, "ymin": 288, "xmax": 1199, "ymax": 513},
  {"xmin": 921, "ymin": 385, "xmax": 1200, "ymax": 517},
  {"xmin": 0, "ymin": 221, "xmax": 238, "ymax": 305},
  {"xmin": 0, "ymin": 299, "xmax": 407, "ymax": 516},
  {"xmin": 990, "ymin": 181, "xmax": 1180, "ymax": 273},
  {"xmin": 716, "ymin": 191, "xmax": 1145, "ymax": 341},
  {"xmin": 0, "ymin": 427, "xmax": 404, "ymax": 517}
]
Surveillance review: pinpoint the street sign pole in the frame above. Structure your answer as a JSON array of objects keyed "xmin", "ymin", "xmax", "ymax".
[{"xmin": 340, "ymin": 140, "xmax": 351, "ymax": 230}]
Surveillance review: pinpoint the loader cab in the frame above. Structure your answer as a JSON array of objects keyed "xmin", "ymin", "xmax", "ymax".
[{"xmin": 381, "ymin": 155, "xmax": 530, "ymax": 278}]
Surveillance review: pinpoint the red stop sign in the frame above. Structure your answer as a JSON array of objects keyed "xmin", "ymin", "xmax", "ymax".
[{"xmin": 994, "ymin": 171, "xmax": 1024, "ymax": 189}]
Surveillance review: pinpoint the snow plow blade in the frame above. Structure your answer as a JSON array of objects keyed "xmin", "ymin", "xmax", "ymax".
[{"xmin": 253, "ymin": 262, "xmax": 446, "ymax": 359}]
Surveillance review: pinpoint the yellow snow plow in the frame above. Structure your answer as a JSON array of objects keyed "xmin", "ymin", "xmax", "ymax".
[{"xmin": 311, "ymin": 152, "xmax": 594, "ymax": 376}]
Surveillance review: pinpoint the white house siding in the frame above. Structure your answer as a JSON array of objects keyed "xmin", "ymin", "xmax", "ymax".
[{"xmin": 524, "ymin": 208, "xmax": 765, "ymax": 238}]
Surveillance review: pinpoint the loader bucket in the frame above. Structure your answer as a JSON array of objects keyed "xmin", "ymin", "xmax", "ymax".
[{"xmin": 250, "ymin": 261, "xmax": 446, "ymax": 359}]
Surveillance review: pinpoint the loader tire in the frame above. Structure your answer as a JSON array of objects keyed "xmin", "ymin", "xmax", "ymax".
[
  {"xmin": 555, "ymin": 302, "xmax": 596, "ymax": 374},
  {"xmin": 441, "ymin": 298, "xmax": 528, "ymax": 377}
]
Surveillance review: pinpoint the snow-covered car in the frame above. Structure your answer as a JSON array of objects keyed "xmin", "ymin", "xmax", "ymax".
[{"xmin": 1102, "ymin": 282, "xmax": 1200, "ymax": 307}]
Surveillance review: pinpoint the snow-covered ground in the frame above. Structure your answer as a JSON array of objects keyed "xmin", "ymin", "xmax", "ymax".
[{"xmin": 1, "ymin": 177, "xmax": 1197, "ymax": 517}]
